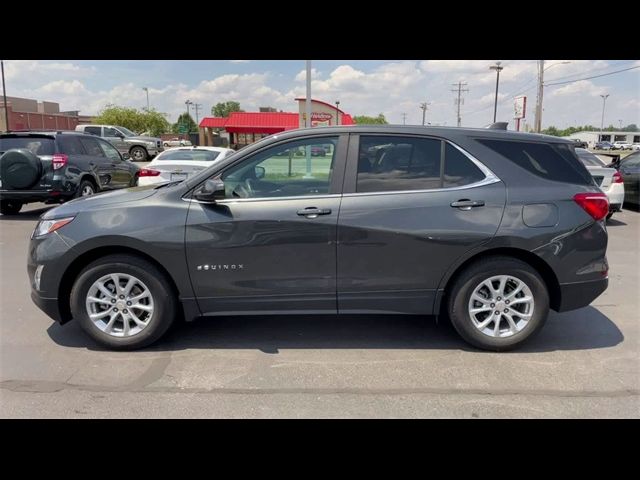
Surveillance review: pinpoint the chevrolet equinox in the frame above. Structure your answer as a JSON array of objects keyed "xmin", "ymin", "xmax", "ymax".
[{"xmin": 27, "ymin": 126, "xmax": 609, "ymax": 350}]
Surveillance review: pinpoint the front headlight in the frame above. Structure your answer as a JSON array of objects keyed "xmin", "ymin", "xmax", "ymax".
[{"xmin": 33, "ymin": 217, "xmax": 75, "ymax": 237}]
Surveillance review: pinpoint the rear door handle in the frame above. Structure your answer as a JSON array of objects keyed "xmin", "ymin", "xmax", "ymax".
[
  {"xmin": 297, "ymin": 207, "xmax": 332, "ymax": 218},
  {"xmin": 451, "ymin": 199, "xmax": 485, "ymax": 210}
]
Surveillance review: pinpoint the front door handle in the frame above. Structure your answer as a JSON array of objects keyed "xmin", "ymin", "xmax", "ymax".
[
  {"xmin": 297, "ymin": 207, "xmax": 332, "ymax": 218},
  {"xmin": 451, "ymin": 199, "xmax": 485, "ymax": 210}
]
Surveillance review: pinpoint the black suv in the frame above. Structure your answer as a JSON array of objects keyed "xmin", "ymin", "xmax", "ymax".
[
  {"xmin": 28, "ymin": 126, "xmax": 609, "ymax": 351},
  {"xmin": 0, "ymin": 131, "xmax": 140, "ymax": 215}
]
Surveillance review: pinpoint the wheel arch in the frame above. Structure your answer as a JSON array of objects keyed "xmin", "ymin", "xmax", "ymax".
[{"xmin": 435, "ymin": 247, "xmax": 561, "ymax": 314}]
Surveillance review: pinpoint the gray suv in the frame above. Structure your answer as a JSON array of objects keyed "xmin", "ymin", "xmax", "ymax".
[
  {"xmin": 28, "ymin": 125, "xmax": 609, "ymax": 351},
  {"xmin": 75, "ymin": 124, "xmax": 163, "ymax": 161}
]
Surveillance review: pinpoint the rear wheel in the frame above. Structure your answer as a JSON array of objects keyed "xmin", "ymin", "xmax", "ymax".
[
  {"xmin": 70, "ymin": 254, "xmax": 177, "ymax": 350},
  {"xmin": 447, "ymin": 256, "xmax": 550, "ymax": 351},
  {"xmin": 75, "ymin": 179, "xmax": 96, "ymax": 198},
  {"xmin": 0, "ymin": 200, "xmax": 23, "ymax": 215},
  {"xmin": 130, "ymin": 146, "xmax": 148, "ymax": 162}
]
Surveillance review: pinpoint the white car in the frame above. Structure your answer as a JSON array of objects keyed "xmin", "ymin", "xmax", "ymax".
[
  {"xmin": 612, "ymin": 141, "xmax": 632, "ymax": 150},
  {"xmin": 163, "ymin": 138, "xmax": 192, "ymax": 147},
  {"xmin": 575, "ymin": 148, "xmax": 624, "ymax": 219},
  {"xmin": 138, "ymin": 146, "xmax": 235, "ymax": 186},
  {"xmin": 632, "ymin": 143, "xmax": 640, "ymax": 151}
]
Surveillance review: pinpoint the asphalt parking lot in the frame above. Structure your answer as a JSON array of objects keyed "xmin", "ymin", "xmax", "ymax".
[{"xmin": 1, "ymin": 202, "xmax": 638, "ymax": 418}]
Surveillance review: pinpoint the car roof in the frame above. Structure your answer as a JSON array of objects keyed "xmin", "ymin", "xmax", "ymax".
[{"xmin": 0, "ymin": 130, "xmax": 89, "ymax": 137}]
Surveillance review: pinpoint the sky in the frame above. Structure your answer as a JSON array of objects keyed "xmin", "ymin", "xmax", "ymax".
[{"xmin": 3, "ymin": 60, "xmax": 639, "ymax": 130}]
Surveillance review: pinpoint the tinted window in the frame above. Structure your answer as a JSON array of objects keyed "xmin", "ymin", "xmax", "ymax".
[
  {"xmin": 157, "ymin": 150, "xmax": 222, "ymax": 162},
  {"xmin": 357, "ymin": 136, "xmax": 442, "ymax": 193},
  {"xmin": 0, "ymin": 137, "xmax": 55, "ymax": 155},
  {"xmin": 104, "ymin": 127, "xmax": 120, "ymax": 137},
  {"xmin": 97, "ymin": 139, "xmax": 122, "ymax": 161},
  {"xmin": 84, "ymin": 126, "xmax": 102, "ymax": 136},
  {"xmin": 222, "ymin": 137, "xmax": 337, "ymax": 198},
  {"xmin": 79, "ymin": 137, "xmax": 106, "ymax": 157},
  {"xmin": 622, "ymin": 152, "xmax": 640, "ymax": 167},
  {"xmin": 478, "ymin": 139, "xmax": 592, "ymax": 185},
  {"xmin": 57, "ymin": 135, "xmax": 85, "ymax": 155},
  {"xmin": 575, "ymin": 149, "xmax": 606, "ymax": 167},
  {"xmin": 443, "ymin": 143, "xmax": 485, "ymax": 187}
]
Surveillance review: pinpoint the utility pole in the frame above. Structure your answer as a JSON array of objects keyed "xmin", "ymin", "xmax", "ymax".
[
  {"xmin": 142, "ymin": 87, "xmax": 149, "ymax": 111},
  {"xmin": 1, "ymin": 60, "xmax": 9, "ymax": 133},
  {"xmin": 419, "ymin": 101, "xmax": 431, "ymax": 126},
  {"xmin": 401, "ymin": 113, "xmax": 407, "ymax": 125},
  {"xmin": 600, "ymin": 94, "xmax": 609, "ymax": 141},
  {"xmin": 451, "ymin": 82, "xmax": 468, "ymax": 127},
  {"xmin": 489, "ymin": 62, "xmax": 504, "ymax": 123},
  {"xmin": 192, "ymin": 103, "xmax": 202, "ymax": 126},
  {"xmin": 535, "ymin": 60, "xmax": 544, "ymax": 132}
]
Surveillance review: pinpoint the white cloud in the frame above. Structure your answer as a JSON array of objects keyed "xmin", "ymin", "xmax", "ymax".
[
  {"xmin": 551, "ymin": 80, "xmax": 608, "ymax": 97},
  {"xmin": 294, "ymin": 68, "xmax": 320, "ymax": 82}
]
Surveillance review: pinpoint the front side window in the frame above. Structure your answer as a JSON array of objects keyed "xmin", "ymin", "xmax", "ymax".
[
  {"xmin": 356, "ymin": 136, "xmax": 485, "ymax": 193},
  {"xmin": 222, "ymin": 136, "xmax": 338, "ymax": 198},
  {"xmin": 98, "ymin": 140, "xmax": 122, "ymax": 162},
  {"xmin": 104, "ymin": 127, "xmax": 121, "ymax": 137}
]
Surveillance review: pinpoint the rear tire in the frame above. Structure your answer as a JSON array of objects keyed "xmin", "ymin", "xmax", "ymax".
[
  {"xmin": 70, "ymin": 254, "xmax": 177, "ymax": 350},
  {"xmin": 75, "ymin": 179, "xmax": 97, "ymax": 198},
  {"xmin": 0, "ymin": 200, "xmax": 23, "ymax": 215},
  {"xmin": 606, "ymin": 212, "xmax": 614, "ymax": 220},
  {"xmin": 130, "ymin": 146, "xmax": 148, "ymax": 162},
  {"xmin": 447, "ymin": 256, "xmax": 550, "ymax": 351}
]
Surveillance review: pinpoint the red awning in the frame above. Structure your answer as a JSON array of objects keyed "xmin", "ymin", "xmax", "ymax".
[
  {"xmin": 200, "ymin": 117, "xmax": 228, "ymax": 128},
  {"xmin": 223, "ymin": 112, "xmax": 299, "ymax": 134},
  {"xmin": 341, "ymin": 114, "xmax": 355, "ymax": 125}
]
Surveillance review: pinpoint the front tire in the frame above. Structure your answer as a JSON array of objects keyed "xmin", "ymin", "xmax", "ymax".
[
  {"xmin": 0, "ymin": 200, "xmax": 23, "ymax": 215},
  {"xmin": 70, "ymin": 254, "xmax": 177, "ymax": 350},
  {"xmin": 447, "ymin": 256, "xmax": 550, "ymax": 351}
]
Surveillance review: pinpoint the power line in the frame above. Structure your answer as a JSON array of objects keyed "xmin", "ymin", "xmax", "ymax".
[
  {"xmin": 544, "ymin": 60, "xmax": 635, "ymax": 83},
  {"xmin": 451, "ymin": 81, "xmax": 469, "ymax": 127},
  {"xmin": 544, "ymin": 65, "xmax": 640, "ymax": 86}
]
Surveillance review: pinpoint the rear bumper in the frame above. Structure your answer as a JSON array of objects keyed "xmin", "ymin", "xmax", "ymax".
[
  {"xmin": 0, "ymin": 189, "xmax": 73, "ymax": 203},
  {"xmin": 556, "ymin": 278, "xmax": 608, "ymax": 312}
]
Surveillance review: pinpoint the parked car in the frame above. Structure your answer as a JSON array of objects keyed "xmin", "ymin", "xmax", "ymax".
[
  {"xmin": 163, "ymin": 138, "xmax": 192, "ymax": 147},
  {"xmin": 575, "ymin": 148, "xmax": 624, "ymax": 219},
  {"xmin": 570, "ymin": 139, "xmax": 588, "ymax": 149},
  {"xmin": 631, "ymin": 143, "xmax": 640, "ymax": 151},
  {"xmin": 612, "ymin": 141, "xmax": 633, "ymax": 150},
  {"xmin": 617, "ymin": 151, "xmax": 640, "ymax": 206},
  {"xmin": 75, "ymin": 125, "xmax": 163, "ymax": 162},
  {"xmin": 594, "ymin": 141, "xmax": 614, "ymax": 150},
  {"xmin": 0, "ymin": 131, "xmax": 139, "ymax": 215},
  {"xmin": 138, "ymin": 146, "xmax": 234, "ymax": 186},
  {"xmin": 28, "ymin": 125, "xmax": 609, "ymax": 351}
]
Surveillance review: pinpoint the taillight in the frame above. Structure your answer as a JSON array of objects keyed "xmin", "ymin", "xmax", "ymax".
[
  {"xmin": 573, "ymin": 192, "xmax": 609, "ymax": 221},
  {"xmin": 52, "ymin": 153, "xmax": 68, "ymax": 170},
  {"xmin": 613, "ymin": 171, "xmax": 623, "ymax": 183},
  {"xmin": 139, "ymin": 168, "xmax": 161, "ymax": 177}
]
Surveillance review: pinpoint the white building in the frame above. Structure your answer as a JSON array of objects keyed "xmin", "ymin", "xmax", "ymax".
[{"xmin": 564, "ymin": 131, "xmax": 640, "ymax": 148}]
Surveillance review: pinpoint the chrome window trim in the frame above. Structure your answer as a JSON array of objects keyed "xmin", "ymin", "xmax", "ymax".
[
  {"xmin": 342, "ymin": 176, "xmax": 501, "ymax": 198},
  {"xmin": 185, "ymin": 193, "xmax": 342, "ymax": 205}
]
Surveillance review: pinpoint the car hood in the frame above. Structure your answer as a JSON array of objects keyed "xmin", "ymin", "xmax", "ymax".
[
  {"xmin": 126, "ymin": 136, "xmax": 160, "ymax": 143},
  {"xmin": 42, "ymin": 185, "xmax": 159, "ymax": 219}
]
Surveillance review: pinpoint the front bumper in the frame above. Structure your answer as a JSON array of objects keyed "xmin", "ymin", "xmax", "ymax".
[
  {"xmin": 30, "ymin": 290, "xmax": 63, "ymax": 323},
  {"xmin": 556, "ymin": 278, "xmax": 608, "ymax": 312}
]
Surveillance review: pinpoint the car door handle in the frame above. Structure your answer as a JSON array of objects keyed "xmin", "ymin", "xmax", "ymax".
[
  {"xmin": 451, "ymin": 199, "xmax": 485, "ymax": 210},
  {"xmin": 297, "ymin": 207, "xmax": 332, "ymax": 218}
]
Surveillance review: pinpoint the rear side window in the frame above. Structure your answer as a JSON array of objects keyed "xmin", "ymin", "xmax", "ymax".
[
  {"xmin": 444, "ymin": 143, "xmax": 485, "ymax": 187},
  {"xmin": 0, "ymin": 137, "xmax": 55, "ymax": 155},
  {"xmin": 57, "ymin": 136, "xmax": 85, "ymax": 155},
  {"xmin": 477, "ymin": 139, "xmax": 592, "ymax": 185},
  {"xmin": 84, "ymin": 126, "xmax": 102, "ymax": 136},
  {"xmin": 78, "ymin": 137, "xmax": 106, "ymax": 157}
]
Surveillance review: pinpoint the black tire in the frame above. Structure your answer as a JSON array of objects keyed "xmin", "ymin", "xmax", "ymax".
[
  {"xmin": 0, "ymin": 200, "xmax": 23, "ymax": 215},
  {"xmin": 606, "ymin": 212, "xmax": 614, "ymax": 220},
  {"xmin": 447, "ymin": 256, "xmax": 550, "ymax": 351},
  {"xmin": 0, "ymin": 148, "xmax": 43, "ymax": 189},
  {"xmin": 130, "ymin": 146, "xmax": 148, "ymax": 162},
  {"xmin": 130, "ymin": 173, "xmax": 139, "ymax": 187},
  {"xmin": 75, "ymin": 179, "xmax": 97, "ymax": 198},
  {"xmin": 70, "ymin": 254, "xmax": 177, "ymax": 350}
]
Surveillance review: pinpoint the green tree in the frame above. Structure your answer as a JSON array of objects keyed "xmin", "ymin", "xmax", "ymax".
[
  {"xmin": 353, "ymin": 113, "xmax": 388, "ymax": 125},
  {"xmin": 622, "ymin": 124, "xmax": 638, "ymax": 132},
  {"xmin": 212, "ymin": 101, "xmax": 243, "ymax": 117},
  {"xmin": 172, "ymin": 113, "xmax": 198, "ymax": 134},
  {"xmin": 93, "ymin": 104, "xmax": 170, "ymax": 137}
]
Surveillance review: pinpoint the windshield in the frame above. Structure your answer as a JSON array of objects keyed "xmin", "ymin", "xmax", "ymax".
[
  {"xmin": 156, "ymin": 150, "xmax": 223, "ymax": 162},
  {"xmin": 0, "ymin": 136, "xmax": 55, "ymax": 155},
  {"xmin": 576, "ymin": 149, "xmax": 606, "ymax": 167},
  {"xmin": 118, "ymin": 127, "xmax": 137, "ymax": 137}
]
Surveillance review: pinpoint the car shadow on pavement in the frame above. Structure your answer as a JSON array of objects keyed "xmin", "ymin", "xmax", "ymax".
[
  {"xmin": 606, "ymin": 218, "xmax": 627, "ymax": 227},
  {"xmin": 46, "ymin": 305, "xmax": 622, "ymax": 354},
  {"xmin": 0, "ymin": 207, "xmax": 52, "ymax": 221}
]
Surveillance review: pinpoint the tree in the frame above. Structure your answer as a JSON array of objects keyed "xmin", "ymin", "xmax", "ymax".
[
  {"xmin": 212, "ymin": 101, "xmax": 243, "ymax": 117},
  {"xmin": 93, "ymin": 104, "xmax": 170, "ymax": 137},
  {"xmin": 171, "ymin": 113, "xmax": 198, "ymax": 134},
  {"xmin": 353, "ymin": 113, "xmax": 388, "ymax": 125},
  {"xmin": 541, "ymin": 126, "xmax": 561, "ymax": 136}
]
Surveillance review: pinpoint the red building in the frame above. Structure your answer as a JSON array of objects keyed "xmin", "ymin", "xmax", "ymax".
[{"xmin": 1, "ymin": 96, "xmax": 82, "ymax": 132}]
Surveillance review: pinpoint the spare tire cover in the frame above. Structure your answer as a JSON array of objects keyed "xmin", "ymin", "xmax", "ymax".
[{"xmin": 0, "ymin": 148, "xmax": 43, "ymax": 189}]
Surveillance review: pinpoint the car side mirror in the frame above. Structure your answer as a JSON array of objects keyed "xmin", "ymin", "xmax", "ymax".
[
  {"xmin": 122, "ymin": 153, "xmax": 131, "ymax": 161},
  {"xmin": 116, "ymin": 133, "xmax": 125, "ymax": 138},
  {"xmin": 194, "ymin": 178, "xmax": 226, "ymax": 203},
  {"xmin": 255, "ymin": 166, "xmax": 265, "ymax": 180}
]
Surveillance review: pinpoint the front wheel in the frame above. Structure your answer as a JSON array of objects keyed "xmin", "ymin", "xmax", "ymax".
[
  {"xmin": 447, "ymin": 256, "xmax": 550, "ymax": 351},
  {"xmin": 70, "ymin": 254, "xmax": 177, "ymax": 350}
]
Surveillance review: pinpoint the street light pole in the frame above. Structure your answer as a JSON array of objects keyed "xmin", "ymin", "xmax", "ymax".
[
  {"xmin": 600, "ymin": 94, "xmax": 609, "ymax": 141},
  {"xmin": 1, "ymin": 60, "xmax": 9, "ymax": 133},
  {"xmin": 489, "ymin": 62, "xmax": 504, "ymax": 123},
  {"xmin": 143, "ymin": 87, "xmax": 149, "ymax": 111},
  {"xmin": 335, "ymin": 100, "xmax": 340, "ymax": 125},
  {"xmin": 535, "ymin": 60, "xmax": 571, "ymax": 132}
]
